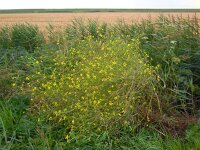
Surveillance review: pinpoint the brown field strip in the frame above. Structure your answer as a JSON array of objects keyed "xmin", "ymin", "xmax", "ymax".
[{"xmin": 0, "ymin": 12, "xmax": 200, "ymax": 31}]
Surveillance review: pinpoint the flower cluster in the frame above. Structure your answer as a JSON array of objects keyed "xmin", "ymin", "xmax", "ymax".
[{"xmin": 25, "ymin": 36, "xmax": 159, "ymax": 138}]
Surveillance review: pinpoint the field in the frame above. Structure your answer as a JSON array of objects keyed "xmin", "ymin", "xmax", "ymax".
[
  {"xmin": 0, "ymin": 11, "xmax": 200, "ymax": 149},
  {"xmin": 1, "ymin": 12, "xmax": 200, "ymax": 31}
]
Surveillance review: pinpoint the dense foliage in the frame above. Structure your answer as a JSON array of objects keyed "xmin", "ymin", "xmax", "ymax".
[{"xmin": 0, "ymin": 16, "xmax": 200, "ymax": 149}]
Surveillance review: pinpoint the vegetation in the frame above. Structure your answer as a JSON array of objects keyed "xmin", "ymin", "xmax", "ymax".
[
  {"xmin": 0, "ymin": 16, "xmax": 200, "ymax": 149},
  {"xmin": 0, "ymin": 9, "xmax": 200, "ymax": 14}
]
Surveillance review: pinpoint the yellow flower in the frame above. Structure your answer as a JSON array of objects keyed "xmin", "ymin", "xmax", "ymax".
[
  {"xmin": 33, "ymin": 87, "xmax": 37, "ymax": 91},
  {"xmin": 25, "ymin": 77, "xmax": 30, "ymax": 81},
  {"xmin": 61, "ymin": 62, "xmax": 65, "ymax": 65},
  {"xmin": 109, "ymin": 101, "xmax": 113, "ymax": 106},
  {"xmin": 65, "ymin": 135, "xmax": 70, "ymax": 143},
  {"xmin": 112, "ymin": 61, "xmax": 117, "ymax": 65}
]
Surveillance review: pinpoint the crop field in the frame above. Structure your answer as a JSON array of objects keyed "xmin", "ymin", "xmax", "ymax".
[
  {"xmin": 0, "ymin": 11, "xmax": 200, "ymax": 149},
  {"xmin": 0, "ymin": 12, "xmax": 200, "ymax": 31}
]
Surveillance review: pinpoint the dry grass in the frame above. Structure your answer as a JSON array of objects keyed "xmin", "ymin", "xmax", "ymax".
[{"xmin": 0, "ymin": 12, "xmax": 200, "ymax": 31}]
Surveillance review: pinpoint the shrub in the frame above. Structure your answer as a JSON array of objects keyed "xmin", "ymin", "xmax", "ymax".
[
  {"xmin": 47, "ymin": 24, "xmax": 65, "ymax": 46},
  {"xmin": 0, "ymin": 47, "xmax": 30, "ymax": 97},
  {"xmin": 24, "ymin": 36, "xmax": 160, "ymax": 138},
  {"xmin": 65, "ymin": 18, "xmax": 109, "ymax": 41},
  {"xmin": 0, "ymin": 27, "xmax": 11, "ymax": 49},
  {"xmin": 11, "ymin": 24, "xmax": 44, "ymax": 52},
  {"xmin": 139, "ymin": 16, "xmax": 200, "ymax": 113}
]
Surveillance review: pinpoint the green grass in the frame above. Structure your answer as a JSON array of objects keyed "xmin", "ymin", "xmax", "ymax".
[
  {"xmin": 0, "ymin": 16, "xmax": 200, "ymax": 149},
  {"xmin": 0, "ymin": 98, "xmax": 199, "ymax": 149}
]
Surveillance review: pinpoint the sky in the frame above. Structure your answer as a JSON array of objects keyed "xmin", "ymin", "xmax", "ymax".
[{"xmin": 0, "ymin": 0, "xmax": 200, "ymax": 9}]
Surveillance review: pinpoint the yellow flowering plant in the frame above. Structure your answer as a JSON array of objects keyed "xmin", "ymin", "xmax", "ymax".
[{"xmin": 25, "ymin": 36, "xmax": 160, "ymax": 137}]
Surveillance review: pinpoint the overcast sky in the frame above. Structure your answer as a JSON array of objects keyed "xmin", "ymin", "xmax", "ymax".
[{"xmin": 0, "ymin": 0, "xmax": 199, "ymax": 9}]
